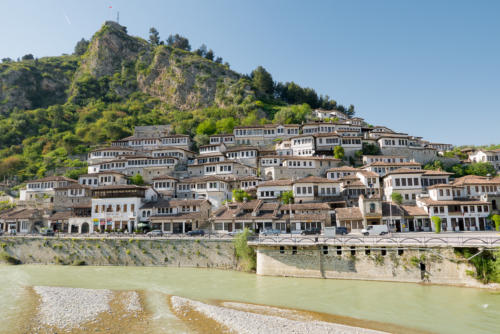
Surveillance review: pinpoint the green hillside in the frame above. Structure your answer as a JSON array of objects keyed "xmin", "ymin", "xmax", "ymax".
[{"xmin": 0, "ymin": 21, "xmax": 348, "ymax": 182}]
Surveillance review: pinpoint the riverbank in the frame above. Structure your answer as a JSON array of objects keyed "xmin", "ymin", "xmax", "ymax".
[
  {"xmin": 19, "ymin": 284, "xmax": 423, "ymax": 334},
  {"xmin": 0, "ymin": 236, "xmax": 498, "ymax": 289},
  {"xmin": 1, "ymin": 265, "xmax": 499, "ymax": 334},
  {"xmin": 0, "ymin": 236, "xmax": 237, "ymax": 268}
]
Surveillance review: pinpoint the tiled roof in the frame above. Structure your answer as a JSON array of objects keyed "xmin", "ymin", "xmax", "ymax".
[
  {"xmin": 293, "ymin": 176, "xmax": 340, "ymax": 184},
  {"xmin": 385, "ymin": 168, "xmax": 425, "ymax": 176},
  {"xmin": 258, "ymin": 179, "xmax": 294, "ymax": 187},
  {"xmin": 418, "ymin": 198, "xmax": 490, "ymax": 206},
  {"xmin": 452, "ymin": 175, "xmax": 500, "ymax": 186},
  {"xmin": 335, "ymin": 207, "xmax": 363, "ymax": 220},
  {"xmin": 141, "ymin": 199, "xmax": 209, "ymax": 209},
  {"xmin": 422, "ymin": 169, "xmax": 453, "ymax": 176}
]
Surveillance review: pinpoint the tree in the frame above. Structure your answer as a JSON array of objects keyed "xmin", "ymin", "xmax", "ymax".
[
  {"xmin": 205, "ymin": 49, "xmax": 214, "ymax": 61},
  {"xmin": 251, "ymin": 66, "xmax": 274, "ymax": 96},
  {"xmin": 1, "ymin": 58, "xmax": 12, "ymax": 63},
  {"xmin": 465, "ymin": 162, "xmax": 496, "ymax": 177},
  {"xmin": 130, "ymin": 174, "xmax": 144, "ymax": 185},
  {"xmin": 362, "ymin": 143, "xmax": 381, "ymax": 155},
  {"xmin": 492, "ymin": 214, "xmax": 500, "ymax": 232},
  {"xmin": 148, "ymin": 27, "xmax": 161, "ymax": 46},
  {"xmin": 232, "ymin": 189, "xmax": 251, "ymax": 202},
  {"xmin": 215, "ymin": 57, "xmax": 223, "ymax": 64},
  {"xmin": 279, "ymin": 190, "xmax": 294, "ymax": 205},
  {"xmin": 166, "ymin": 34, "xmax": 191, "ymax": 51},
  {"xmin": 65, "ymin": 167, "xmax": 88, "ymax": 180},
  {"xmin": 431, "ymin": 216, "xmax": 442, "ymax": 233},
  {"xmin": 196, "ymin": 119, "xmax": 216, "ymax": 135},
  {"xmin": 74, "ymin": 38, "xmax": 90, "ymax": 56},
  {"xmin": 0, "ymin": 156, "xmax": 25, "ymax": 178},
  {"xmin": 345, "ymin": 104, "xmax": 356, "ymax": 117},
  {"xmin": 194, "ymin": 44, "xmax": 207, "ymax": 57},
  {"xmin": 391, "ymin": 192, "xmax": 403, "ymax": 205},
  {"xmin": 216, "ymin": 117, "xmax": 236, "ymax": 134},
  {"xmin": 21, "ymin": 54, "xmax": 34, "ymax": 61},
  {"xmin": 334, "ymin": 146, "xmax": 345, "ymax": 160}
]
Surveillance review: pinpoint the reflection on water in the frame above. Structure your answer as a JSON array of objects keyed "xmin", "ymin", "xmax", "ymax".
[{"xmin": 0, "ymin": 265, "xmax": 498, "ymax": 334}]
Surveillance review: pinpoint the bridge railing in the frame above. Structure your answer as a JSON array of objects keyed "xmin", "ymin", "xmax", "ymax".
[{"xmin": 249, "ymin": 235, "xmax": 500, "ymax": 248}]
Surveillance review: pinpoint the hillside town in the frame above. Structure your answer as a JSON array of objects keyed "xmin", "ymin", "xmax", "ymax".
[{"xmin": 1, "ymin": 109, "xmax": 499, "ymax": 236}]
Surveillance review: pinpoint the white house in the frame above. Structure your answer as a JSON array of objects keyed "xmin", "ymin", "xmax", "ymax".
[{"xmin": 383, "ymin": 168, "xmax": 425, "ymax": 204}]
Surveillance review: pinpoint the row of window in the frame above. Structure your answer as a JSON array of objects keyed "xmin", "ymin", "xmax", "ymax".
[{"xmin": 94, "ymin": 203, "xmax": 135, "ymax": 213}]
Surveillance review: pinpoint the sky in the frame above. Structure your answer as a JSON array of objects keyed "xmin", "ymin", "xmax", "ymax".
[{"xmin": 0, "ymin": 0, "xmax": 499, "ymax": 146}]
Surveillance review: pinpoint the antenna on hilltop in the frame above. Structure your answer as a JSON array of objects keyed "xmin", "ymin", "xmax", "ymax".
[{"xmin": 117, "ymin": 11, "xmax": 120, "ymax": 24}]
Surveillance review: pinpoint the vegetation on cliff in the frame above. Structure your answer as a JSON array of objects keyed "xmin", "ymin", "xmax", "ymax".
[{"xmin": 0, "ymin": 21, "xmax": 345, "ymax": 183}]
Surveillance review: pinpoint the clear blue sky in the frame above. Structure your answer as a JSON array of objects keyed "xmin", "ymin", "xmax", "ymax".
[{"xmin": 1, "ymin": 0, "xmax": 499, "ymax": 146}]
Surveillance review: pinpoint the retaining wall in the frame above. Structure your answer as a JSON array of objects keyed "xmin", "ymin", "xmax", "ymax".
[{"xmin": 255, "ymin": 245, "xmax": 485, "ymax": 287}]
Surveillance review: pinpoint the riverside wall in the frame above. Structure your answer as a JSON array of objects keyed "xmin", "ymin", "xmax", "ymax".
[
  {"xmin": 0, "ymin": 237, "xmax": 237, "ymax": 269},
  {"xmin": 255, "ymin": 245, "xmax": 491, "ymax": 288}
]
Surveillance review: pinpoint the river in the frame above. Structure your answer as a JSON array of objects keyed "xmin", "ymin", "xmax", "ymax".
[{"xmin": 0, "ymin": 265, "xmax": 498, "ymax": 334}]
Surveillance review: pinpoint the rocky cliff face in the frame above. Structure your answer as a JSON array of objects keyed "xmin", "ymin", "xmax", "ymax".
[
  {"xmin": 0, "ymin": 56, "xmax": 78, "ymax": 115},
  {"xmin": 75, "ymin": 21, "xmax": 253, "ymax": 110},
  {"xmin": 0, "ymin": 21, "xmax": 254, "ymax": 115}
]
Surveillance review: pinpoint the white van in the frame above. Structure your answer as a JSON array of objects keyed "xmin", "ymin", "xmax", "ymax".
[{"xmin": 361, "ymin": 225, "xmax": 388, "ymax": 236}]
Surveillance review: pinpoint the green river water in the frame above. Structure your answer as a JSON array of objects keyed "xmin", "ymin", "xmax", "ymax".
[{"xmin": 0, "ymin": 265, "xmax": 498, "ymax": 334}]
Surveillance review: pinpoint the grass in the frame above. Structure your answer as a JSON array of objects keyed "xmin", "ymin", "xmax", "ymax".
[{"xmin": 0, "ymin": 252, "xmax": 21, "ymax": 265}]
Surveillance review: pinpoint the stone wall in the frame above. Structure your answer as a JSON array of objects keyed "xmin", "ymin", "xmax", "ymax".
[
  {"xmin": 380, "ymin": 147, "xmax": 438, "ymax": 164},
  {"xmin": 0, "ymin": 237, "xmax": 236, "ymax": 269},
  {"xmin": 255, "ymin": 245, "xmax": 484, "ymax": 287}
]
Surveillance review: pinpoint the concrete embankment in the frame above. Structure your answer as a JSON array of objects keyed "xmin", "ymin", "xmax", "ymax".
[
  {"xmin": 0, "ymin": 237, "xmax": 236, "ymax": 269},
  {"xmin": 0, "ymin": 236, "xmax": 498, "ymax": 288}
]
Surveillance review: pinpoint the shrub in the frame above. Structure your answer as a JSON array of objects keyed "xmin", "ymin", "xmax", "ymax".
[
  {"xmin": 126, "ymin": 249, "xmax": 131, "ymax": 255},
  {"xmin": 71, "ymin": 260, "xmax": 86, "ymax": 266},
  {"xmin": 455, "ymin": 248, "xmax": 500, "ymax": 283},
  {"xmin": 432, "ymin": 216, "xmax": 442, "ymax": 233},
  {"xmin": 492, "ymin": 214, "xmax": 500, "ymax": 232},
  {"xmin": 233, "ymin": 228, "xmax": 256, "ymax": 272}
]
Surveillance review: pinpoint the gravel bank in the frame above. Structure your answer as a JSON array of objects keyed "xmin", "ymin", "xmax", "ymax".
[
  {"xmin": 171, "ymin": 296, "xmax": 387, "ymax": 334},
  {"xmin": 33, "ymin": 286, "xmax": 112, "ymax": 330},
  {"xmin": 123, "ymin": 291, "xmax": 142, "ymax": 312},
  {"xmin": 221, "ymin": 302, "xmax": 314, "ymax": 321}
]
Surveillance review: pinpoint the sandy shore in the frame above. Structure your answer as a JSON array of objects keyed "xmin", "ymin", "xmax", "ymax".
[{"xmin": 171, "ymin": 296, "xmax": 388, "ymax": 334}]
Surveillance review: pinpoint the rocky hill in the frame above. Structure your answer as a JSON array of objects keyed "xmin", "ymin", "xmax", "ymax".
[{"xmin": 0, "ymin": 21, "xmax": 344, "ymax": 182}]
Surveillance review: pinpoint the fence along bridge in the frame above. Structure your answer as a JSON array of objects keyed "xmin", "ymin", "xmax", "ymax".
[{"xmin": 249, "ymin": 234, "xmax": 500, "ymax": 249}]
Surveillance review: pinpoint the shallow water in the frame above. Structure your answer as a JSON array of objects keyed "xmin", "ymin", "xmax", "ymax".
[{"xmin": 0, "ymin": 265, "xmax": 498, "ymax": 334}]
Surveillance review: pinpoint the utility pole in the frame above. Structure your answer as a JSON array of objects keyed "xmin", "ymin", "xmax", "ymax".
[{"xmin": 117, "ymin": 11, "xmax": 120, "ymax": 24}]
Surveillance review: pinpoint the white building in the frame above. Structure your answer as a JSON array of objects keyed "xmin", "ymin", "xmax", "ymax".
[
  {"xmin": 91, "ymin": 185, "xmax": 157, "ymax": 232},
  {"xmin": 416, "ymin": 184, "xmax": 491, "ymax": 231},
  {"xmin": 383, "ymin": 168, "xmax": 425, "ymax": 204},
  {"xmin": 468, "ymin": 149, "xmax": 500, "ymax": 171}
]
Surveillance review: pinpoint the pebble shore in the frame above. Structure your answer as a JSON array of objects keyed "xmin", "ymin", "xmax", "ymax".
[
  {"xmin": 171, "ymin": 296, "xmax": 388, "ymax": 334},
  {"xmin": 33, "ymin": 286, "xmax": 112, "ymax": 330}
]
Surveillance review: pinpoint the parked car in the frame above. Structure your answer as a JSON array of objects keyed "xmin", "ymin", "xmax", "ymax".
[
  {"xmin": 186, "ymin": 230, "xmax": 205, "ymax": 236},
  {"xmin": 40, "ymin": 228, "xmax": 55, "ymax": 236},
  {"xmin": 336, "ymin": 227, "xmax": 348, "ymax": 235},
  {"xmin": 147, "ymin": 229, "xmax": 163, "ymax": 237},
  {"xmin": 361, "ymin": 225, "xmax": 389, "ymax": 236},
  {"xmin": 261, "ymin": 229, "xmax": 281, "ymax": 236},
  {"xmin": 301, "ymin": 228, "xmax": 321, "ymax": 235}
]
